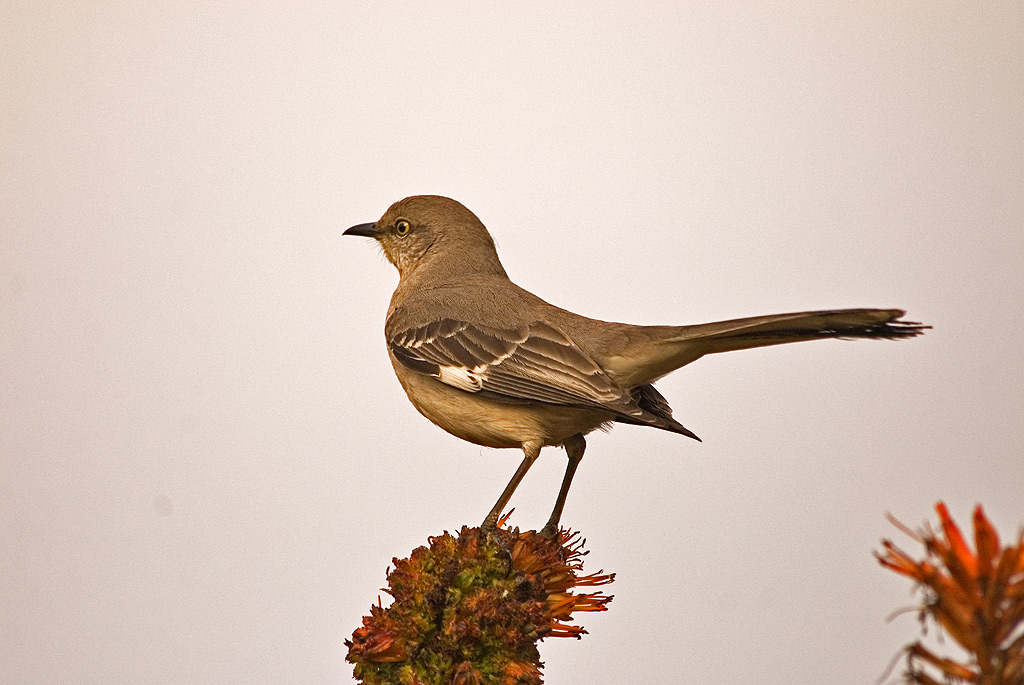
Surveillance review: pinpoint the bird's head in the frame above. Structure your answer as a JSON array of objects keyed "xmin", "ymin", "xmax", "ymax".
[{"xmin": 344, "ymin": 195, "xmax": 507, "ymax": 279}]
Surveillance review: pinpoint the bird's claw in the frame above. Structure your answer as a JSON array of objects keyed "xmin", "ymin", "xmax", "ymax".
[{"xmin": 539, "ymin": 522, "xmax": 560, "ymax": 539}]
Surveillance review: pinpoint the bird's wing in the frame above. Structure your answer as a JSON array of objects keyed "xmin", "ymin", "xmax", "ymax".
[{"xmin": 388, "ymin": 319, "xmax": 641, "ymax": 415}]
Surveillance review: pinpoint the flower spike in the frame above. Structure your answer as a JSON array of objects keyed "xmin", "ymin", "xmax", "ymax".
[
  {"xmin": 347, "ymin": 521, "xmax": 614, "ymax": 684},
  {"xmin": 877, "ymin": 502, "xmax": 1024, "ymax": 684}
]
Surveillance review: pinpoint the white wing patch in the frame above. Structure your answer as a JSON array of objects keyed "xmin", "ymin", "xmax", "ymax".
[{"xmin": 437, "ymin": 364, "xmax": 487, "ymax": 392}]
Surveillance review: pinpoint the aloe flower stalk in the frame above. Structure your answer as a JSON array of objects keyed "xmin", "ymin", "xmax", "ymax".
[
  {"xmin": 877, "ymin": 502, "xmax": 1024, "ymax": 684},
  {"xmin": 347, "ymin": 518, "xmax": 614, "ymax": 684}
]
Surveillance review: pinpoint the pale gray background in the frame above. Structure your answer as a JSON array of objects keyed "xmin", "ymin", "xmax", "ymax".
[{"xmin": 2, "ymin": 3, "xmax": 1022, "ymax": 684}]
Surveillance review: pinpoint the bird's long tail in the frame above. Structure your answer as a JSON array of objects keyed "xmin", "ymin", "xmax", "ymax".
[
  {"xmin": 673, "ymin": 308, "xmax": 929, "ymax": 354},
  {"xmin": 609, "ymin": 309, "xmax": 928, "ymax": 388},
  {"xmin": 606, "ymin": 308, "xmax": 926, "ymax": 438}
]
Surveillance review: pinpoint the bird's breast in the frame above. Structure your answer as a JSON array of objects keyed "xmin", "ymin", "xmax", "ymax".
[{"xmin": 387, "ymin": 352, "xmax": 613, "ymax": 449}]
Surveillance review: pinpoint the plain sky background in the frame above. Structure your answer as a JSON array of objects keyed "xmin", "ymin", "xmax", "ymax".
[{"xmin": 2, "ymin": 3, "xmax": 1022, "ymax": 684}]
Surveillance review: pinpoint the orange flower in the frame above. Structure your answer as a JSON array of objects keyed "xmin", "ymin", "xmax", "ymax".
[
  {"xmin": 347, "ymin": 520, "xmax": 613, "ymax": 684},
  {"xmin": 877, "ymin": 502, "xmax": 1024, "ymax": 684}
]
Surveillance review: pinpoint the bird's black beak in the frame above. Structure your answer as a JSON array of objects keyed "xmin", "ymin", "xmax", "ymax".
[{"xmin": 343, "ymin": 222, "xmax": 382, "ymax": 238}]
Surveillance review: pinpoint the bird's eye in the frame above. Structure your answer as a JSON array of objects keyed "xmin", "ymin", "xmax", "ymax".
[{"xmin": 395, "ymin": 219, "xmax": 411, "ymax": 236}]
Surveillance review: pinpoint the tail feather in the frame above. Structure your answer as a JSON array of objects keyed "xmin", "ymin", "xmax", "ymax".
[
  {"xmin": 677, "ymin": 308, "xmax": 929, "ymax": 354},
  {"xmin": 603, "ymin": 308, "xmax": 928, "ymax": 388},
  {"xmin": 603, "ymin": 308, "xmax": 927, "ymax": 438}
]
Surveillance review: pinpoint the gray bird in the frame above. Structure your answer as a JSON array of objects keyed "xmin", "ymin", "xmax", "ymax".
[{"xmin": 344, "ymin": 195, "xmax": 927, "ymax": 534}]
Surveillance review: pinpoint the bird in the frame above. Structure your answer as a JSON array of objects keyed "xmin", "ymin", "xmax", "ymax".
[{"xmin": 344, "ymin": 195, "xmax": 927, "ymax": 534}]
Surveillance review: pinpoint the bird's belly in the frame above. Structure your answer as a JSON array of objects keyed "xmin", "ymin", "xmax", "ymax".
[{"xmin": 392, "ymin": 364, "xmax": 611, "ymax": 449}]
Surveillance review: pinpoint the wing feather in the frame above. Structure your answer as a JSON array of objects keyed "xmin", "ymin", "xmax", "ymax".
[{"xmin": 388, "ymin": 318, "xmax": 639, "ymax": 416}]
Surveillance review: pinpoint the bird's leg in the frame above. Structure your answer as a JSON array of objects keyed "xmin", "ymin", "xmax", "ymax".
[
  {"xmin": 481, "ymin": 441, "xmax": 542, "ymax": 531},
  {"xmin": 540, "ymin": 433, "xmax": 586, "ymax": 537}
]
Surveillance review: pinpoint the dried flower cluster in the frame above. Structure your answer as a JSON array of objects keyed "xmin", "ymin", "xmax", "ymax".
[
  {"xmin": 346, "ymin": 520, "xmax": 614, "ymax": 684},
  {"xmin": 877, "ymin": 502, "xmax": 1024, "ymax": 684}
]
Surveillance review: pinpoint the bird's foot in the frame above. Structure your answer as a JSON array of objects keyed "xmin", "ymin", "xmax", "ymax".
[
  {"xmin": 477, "ymin": 518, "xmax": 514, "ymax": 574},
  {"xmin": 480, "ymin": 511, "xmax": 500, "ymax": 534}
]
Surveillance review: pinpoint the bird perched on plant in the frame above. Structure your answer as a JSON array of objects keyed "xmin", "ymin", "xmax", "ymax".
[{"xmin": 344, "ymin": 195, "xmax": 927, "ymax": 534}]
